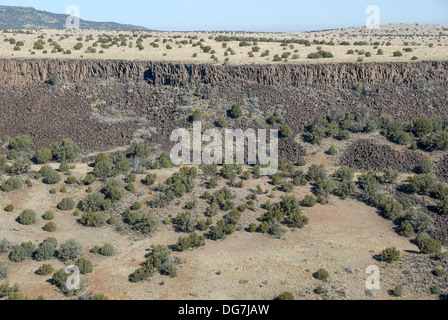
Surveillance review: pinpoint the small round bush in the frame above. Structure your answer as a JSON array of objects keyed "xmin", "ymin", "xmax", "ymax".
[
  {"xmin": 43, "ymin": 222, "xmax": 57, "ymax": 232},
  {"xmin": 100, "ymin": 243, "xmax": 115, "ymax": 256},
  {"xmin": 80, "ymin": 212, "xmax": 107, "ymax": 228},
  {"xmin": 40, "ymin": 166, "xmax": 61, "ymax": 185},
  {"xmin": 314, "ymin": 286, "xmax": 324, "ymax": 295},
  {"xmin": 433, "ymin": 268, "xmax": 443, "ymax": 277},
  {"xmin": 65, "ymin": 176, "xmax": 77, "ymax": 185},
  {"xmin": 125, "ymin": 182, "xmax": 135, "ymax": 192},
  {"xmin": 18, "ymin": 210, "xmax": 37, "ymax": 225},
  {"xmin": 4, "ymin": 204, "xmax": 14, "ymax": 212},
  {"xmin": 36, "ymin": 264, "xmax": 54, "ymax": 276},
  {"xmin": 215, "ymin": 117, "xmax": 228, "ymax": 128},
  {"xmin": 379, "ymin": 247, "xmax": 400, "ymax": 263},
  {"xmin": 391, "ymin": 285, "xmax": 403, "ymax": 297},
  {"xmin": 124, "ymin": 173, "xmax": 136, "ymax": 183},
  {"xmin": 301, "ymin": 195, "xmax": 317, "ymax": 207},
  {"xmin": 192, "ymin": 109, "xmax": 203, "ymax": 121},
  {"xmin": 276, "ymin": 292, "xmax": 294, "ymax": 300},
  {"xmin": 280, "ymin": 125, "xmax": 293, "ymax": 138},
  {"xmin": 102, "ymin": 180, "xmax": 124, "ymax": 202},
  {"xmin": 35, "ymin": 148, "xmax": 52, "ymax": 164},
  {"xmin": 58, "ymin": 239, "xmax": 82, "ymax": 262},
  {"xmin": 59, "ymin": 161, "xmax": 70, "ymax": 173},
  {"xmin": 2, "ymin": 177, "xmax": 22, "ymax": 192},
  {"xmin": 133, "ymin": 142, "xmax": 151, "ymax": 159},
  {"xmin": 0, "ymin": 261, "xmax": 9, "ymax": 279},
  {"xmin": 314, "ymin": 268, "xmax": 330, "ymax": 281},
  {"xmin": 430, "ymin": 285, "xmax": 441, "ymax": 295},
  {"xmin": 142, "ymin": 174, "xmax": 156, "ymax": 186},
  {"xmin": 131, "ymin": 202, "xmax": 142, "ymax": 210},
  {"xmin": 57, "ymin": 198, "xmax": 75, "ymax": 211},
  {"xmin": 230, "ymin": 104, "xmax": 243, "ymax": 119},
  {"xmin": 328, "ymin": 145, "xmax": 337, "ymax": 155},
  {"xmin": 248, "ymin": 223, "xmax": 257, "ymax": 233},
  {"xmin": 76, "ymin": 258, "xmax": 93, "ymax": 275},
  {"xmin": 418, "ymin": 238, "xmax": 442, "ymax": 255},
  {"xmin": 107, "ymin": 216, "xmax": 116, "ymax": 225}
]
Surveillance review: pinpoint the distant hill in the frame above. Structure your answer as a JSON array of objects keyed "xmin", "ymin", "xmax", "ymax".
[{"xmin": 0, "ymin": 5, "xmax": 151, "ymax": 31}]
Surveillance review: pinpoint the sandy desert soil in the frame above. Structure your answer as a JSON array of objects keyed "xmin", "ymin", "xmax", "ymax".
[
  {"xmin": 0, "ymin": 144, "xmax": 431, "ymax": 301},
  {"xmin": 0, "ymin": 24, "xmax": 447, "ymax": 64}
]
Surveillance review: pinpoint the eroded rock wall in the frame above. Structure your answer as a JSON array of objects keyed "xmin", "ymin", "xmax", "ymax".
[{"xmin": 0, "ymin": 59, "xmax": 447, "ymax": 89}]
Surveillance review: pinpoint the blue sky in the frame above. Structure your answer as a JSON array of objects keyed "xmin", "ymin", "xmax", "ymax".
[{"xmin": 2, "ymin": 0, "xmax": 448, "ymax": 32}]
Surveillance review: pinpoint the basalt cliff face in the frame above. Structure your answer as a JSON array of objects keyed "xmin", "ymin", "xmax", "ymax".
[
  {"xmin": 0, "ymin": 59, "xmax": 447, "ymax": 156},
  {"xmin": 0, "ymin": 59, "xmax": 447, "ymax": 89}
]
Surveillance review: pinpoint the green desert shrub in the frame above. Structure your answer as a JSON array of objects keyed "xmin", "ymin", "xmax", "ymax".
[
  {"xmin": 307, "ymin": 50, "xmax": 333, "ymax": 59},
  {"xmin": 78, "ymin": 193, "xmax": 108, "ymax": 212},
  {"xmin": 58, "ymin": 239, "xmax": 82, "ymax": 262},
  {"xmin": 9, "ymin": 135, "xmax": 33, "ymax": 152},
  {"xmin": 59, "ymin": 161, "xmax": 70, "ymax": 173},
  {"xmin": 215, "ymin": 117, "xmax": 228, "ymax": 128},
  {"xmin": 40, "ymin": 166, "xmax": 61, "ymax": 184},
  {"xmin": 276, "ymin": 292, "xmax": 295, "ymax": 300},
  {"xmin": 399, "ymin": 220, "xmax": 415, "ymax": 238},
  {"xmin": 4, "ymin": 205, "xmax": 14, "ymax": 212},
  {"xmin": 417, "ymin": 238, "xmax": 442, "ymax": 255},
  {"xmin": 57, "ymin": 198, "xmax": 75, "ymax": 211},
  {"xmin": 313, "ymin": 268, "xmax": 330, "ymax": 281},
  {"xmin": 51, "ymin": 139, "xmax": 80, "ymax": 163},
  {"xmin": 142, "ymin": 173, "xmax": 157, "ymax": 186},
  {"xmin": 133, "ymin": 143, "xmax": 151, "ymax": 159},
  {"xmin": 174, "ymin": 211, "xmax": 198, "ymax": 233},
  {"xmin": 2, "ymin": 177, "xmax": 22, "ymax": 192},
  {"xmin": 175, "ymin": 233, "xmax": 206, "ymax": 251},
  {"xmin": 18, "ymin": 210, "xmax": 36, "ymax": 225},
  {"xmin": 433, "ymin": 268, "xmax": 443, "ymax": 277},
  {"xmin": 230, "ymin": 104, "xmax": 243, "ymax": 119},
  {"xmin": 301, "ymin": 195, "xmax": 317, "ymax": 207},
  {"xmin": 75, "ymin": 258, "xmax": 93, "ymax": 274},
  {"xmin": 52, "ymin": 269, "xmax": 70, "ymax": 291},
  {"xmin": 35, "ymin": 238, "xmax": 58, "ymax": 261},
  {"xmin": 93, "ymin": 154, "xmax": 114, "ymax": 179},
  {"xmin": 192, "ymin": 109, "xmax": 203, "ymax": 121},
  {"xmin": 36, "ymin": 264, "xmax": 54, "ymax": 276},
  {"xmin": 129, "ymin": 245, "xmax": 178, "ymax": 282},
  {"xmin": 391, "ymin": 285, "xmax": 404, "ymax": 297},
  {"xmin": 0, "ymin": 261, "xmax": 9, "ymax": 280},
  {"xmin": 80, "ymin": 212, "xmax": 107, "ymax": 228},
  {"xmin": 430, "ymin": 285, "xmax": 441, "ymax": 295},
  {"xmin": 102, "ymin": 179, "xmax": 125, "ymax": 202},
  {"xmin": 327, "ymin": 145, "xmax": 337, "ymax": 155},
  {"xmin": 9, "ymin": 242, "xmax": 35, "ymax": 262},
  {"xmin": 35, "ymin": 148, "xmax": 53, "ymax": 164},
  {"xmin": 65, "ymin": 176, "xmax": 77, "ymax": 185},
  {"xmin": 279, "ymin": 125, "xmax": 293, "ymax": 138},
  {"xmin": 379, "ymin": 247, "xmax": 400, "ymax": 263},
  {"xmin": 83, "ymin": 174, "xmax": 97, "ymax": 185},
  {"xmin": 100, "ymin": 243, "xmax": 115, "ymax": 256},
  {"xmin": 418, "ymin": 159, "xmax": 434, "ymax": 174},
  {"xmin": 43, "ymin": 222, "xmax": 57, "ymax": 232},
  {"xmin": 131, "ymin": 201, "xmax": 142, "ymax": 210}
]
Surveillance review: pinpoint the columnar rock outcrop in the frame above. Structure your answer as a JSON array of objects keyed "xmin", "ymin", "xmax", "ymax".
[{"xmin": 0, "ymin": 59, "xmax": 446, "ymax": 89}]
